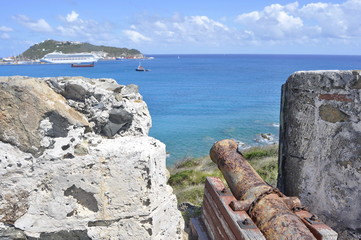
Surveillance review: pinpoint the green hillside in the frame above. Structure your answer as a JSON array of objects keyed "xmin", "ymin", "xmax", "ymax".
[{"xmin": 22, "ymin": 40, "xmax": 143, "ymax": 60}]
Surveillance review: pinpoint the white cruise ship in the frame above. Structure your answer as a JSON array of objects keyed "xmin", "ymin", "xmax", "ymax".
[{"xmin": 40, "ymin": 52, "xmax": 99, "ymax": 64}]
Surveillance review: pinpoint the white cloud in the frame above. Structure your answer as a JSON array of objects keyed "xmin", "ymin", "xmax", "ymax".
[
  {"xmin": 13, "ymin": 15, "xmax": 53, "ymax": 33},
  {"xmin": 189, "ymin": 16, "xmax": 230, "ymax": 31},
  {"xmin": 0, "ymin": 26, "xmax": 13, "ymax": 32},
  {"xmin": 154, "ymin": 21, "xmax": 167, "ymax": 30},
  {"xmin": 56, "ymin": 12, "xmax": 114, "ymax": 43},
  {"xmin": 236, "ymin": 3, "xmax": 303, "ymax": 40},
  {"xmin": 237, "ymin": 11, "xmax": 260, "ymax": 22},
  {"xmin": 123, "ymin": 30, "xmax": 151, "ymax": 43},
  {"xmin": 298, "ymin": 1, "xmax": 361, "ymax": 38},
  {"xmin": 235, "ymin": 0, "xmax": 361, "ymax": 42},
  {"xmin": 66, "ymin": 11, "xmax": 79, "ymax": 23},
  {"xmin": 0, "ymin": 33, "xmax": 10, "ymax": 39},
  {"xmin": 7, "ymin": 1, "xmax": 361, "ymax": 54},
  {"xmin": 299, "ymin": 3, "xmax": 345, "ymax": 37},
  {"xmin": 124, "ymin": 15, "xmax": 231, "ymax": 45},
  {"xmin": 11, "ymin": 12, "xmax": 117, "ymax": 46}
]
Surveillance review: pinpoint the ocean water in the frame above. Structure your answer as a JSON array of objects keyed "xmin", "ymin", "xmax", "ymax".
[{"xmin": 1, "ymin": 54, "xmax": 361, "ymax": 165}]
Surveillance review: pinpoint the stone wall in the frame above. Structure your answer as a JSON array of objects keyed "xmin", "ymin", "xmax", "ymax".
[
  {"xmin": 0, "ymin": 76, "xmax": 184, "ymax": 239},
  {"xmin": 278, "ymin": 70, "xmax": 361, "ymax": 239}
]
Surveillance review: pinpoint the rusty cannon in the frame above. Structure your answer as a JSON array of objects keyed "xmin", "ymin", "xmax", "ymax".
[{"xmin": 190, "ymin": 139, "xmax": 338, "ymax": 240}]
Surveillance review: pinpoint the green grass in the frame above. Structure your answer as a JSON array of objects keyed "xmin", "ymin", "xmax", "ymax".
[
  {"xmin": 168, "ymin": 170, "xmax": 209, "ymax": 187},
  {"xmin": 176, "ymin": 185, "xmax": 205, "ymax": 205},
  {"xmin": 168, "ymin": 169, "xmax": 224, "ymax": 206},
  {"xmin": 244, "ymin": 145, "xmax": 279, "ymax": 186},
  {"xmin": 168, "ymin": 144, "xmax": 279, "ymax": 233},
  {"xmin": 249, "ymin": 156, "xmax": 278, "ymax": 186},
  {"xmin": 174, "ymin": 157, "xmax": 201, "ymax": 169},
  {"xmin": 168, "ymin": 144, "xmax": 279, "ymax": 206},
  {"xmin": 243, "ymin": 145, "xmax": 278, "ymax": 160}
]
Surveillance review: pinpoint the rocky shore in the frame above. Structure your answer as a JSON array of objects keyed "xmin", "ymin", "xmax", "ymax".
[{"xmin": 0, "ymin": 76, "xmax": 184, "ymax": 239}]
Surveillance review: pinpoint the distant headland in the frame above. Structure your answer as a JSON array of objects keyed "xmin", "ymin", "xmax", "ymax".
[{"xmin": 2, "ymin": 39, "xmax": 145, "ymax": 62}]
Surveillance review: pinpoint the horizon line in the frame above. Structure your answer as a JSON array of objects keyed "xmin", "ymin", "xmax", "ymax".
[{"xmin": 142, "ymin": 53, "xmax": 361, "ymax": 56}]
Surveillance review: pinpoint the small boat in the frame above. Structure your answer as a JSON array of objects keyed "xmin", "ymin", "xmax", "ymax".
[
  {"xmin": 136, "ymin": 63, "xmax": 150, "ymax": 71},
  {"xmin": 71, "ymin": 62, "xmax": 95, "ymax": 67}
]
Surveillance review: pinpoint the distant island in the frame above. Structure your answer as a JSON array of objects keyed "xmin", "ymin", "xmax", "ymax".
[{"xmin": 21, "ymin": 39, "xmax": 144, "ymax": 60}]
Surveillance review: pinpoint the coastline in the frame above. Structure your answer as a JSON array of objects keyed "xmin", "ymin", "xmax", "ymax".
[{"xmin": 2, "ymin": 54, "xmax": 361, "ymax": 165}]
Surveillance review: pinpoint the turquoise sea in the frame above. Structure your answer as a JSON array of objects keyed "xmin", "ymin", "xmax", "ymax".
[{"xmin": 1, "ymin": 54, "xmax": 361, "ymax": 165}]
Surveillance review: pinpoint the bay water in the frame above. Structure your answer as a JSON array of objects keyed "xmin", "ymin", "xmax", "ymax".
[{"xmin": 1, "ymin": 54, "xmax": 361, "ymax": 165}]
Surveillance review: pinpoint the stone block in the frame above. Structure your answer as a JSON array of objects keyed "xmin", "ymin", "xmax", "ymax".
[{"xmin": 278, "ymin": 70, "xmax": 361, "ymax": 239}]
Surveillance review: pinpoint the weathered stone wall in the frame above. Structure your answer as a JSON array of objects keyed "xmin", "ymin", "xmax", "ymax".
[
  {"xmin": 0, "ymin": 76, "xmax": 184, "ymax": 239},
  {"xmin": 278, "ymin": 70, "xmax": 361, "ymax": 239}
]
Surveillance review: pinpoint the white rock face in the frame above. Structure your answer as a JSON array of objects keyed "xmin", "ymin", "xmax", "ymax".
[{"xmin": 0, "ymin": 76, "xmax": 184, "ymax": 239}]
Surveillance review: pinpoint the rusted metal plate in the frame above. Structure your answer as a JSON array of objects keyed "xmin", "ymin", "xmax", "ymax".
[
  {"xmin": 204, "ymin": 177, "xmax": 266, "ymax": 240},
  {"xmin": 282, "ymin": 196, "xmax": 302, "ymax": 210},
  {"xmin": 201, "ymin": 208, "xmax": 217, "ymax": 240},
  {"xmin": 229, "ymin": 199, "xmax": 252, "ymax": 211},
  {"xmin": 202, "ymin": 203, "xmax": 224, "ymax": 240},
  {"xmin": 304, "ymin": 217, "xmax": 324, "ymax": 225},
  {"xmin": 237, "ymin": 219, "xmax": 258, "ymax": 229},
  {"xmin": 203, "ymin": 191, "xmax": 234, "ymax": 240},
  {"xmin": 217, "ymin": 189, "xmax": 233, "ymax": 196},
  {"xmin": 190, "ymin": 217, "xmax": 211, "ymax": 240},
  {"xmin": 295, "ymin": 210, "xmax": 338, "ymax": 240}
]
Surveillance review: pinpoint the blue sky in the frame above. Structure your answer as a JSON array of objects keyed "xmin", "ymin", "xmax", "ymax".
[{"xmin": 0, "ymin": 0, "xmax": 360, "ymax": 57}]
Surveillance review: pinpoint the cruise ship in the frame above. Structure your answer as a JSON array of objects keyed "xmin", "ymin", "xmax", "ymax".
[{"xmin": 40, "ymin": 52, "xmax": 99, "ymax": 64}]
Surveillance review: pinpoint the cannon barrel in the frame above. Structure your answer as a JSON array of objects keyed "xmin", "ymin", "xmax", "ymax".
[{"xmin": 210, "ymin": 139, "xmax": 316, "ymax": 240}]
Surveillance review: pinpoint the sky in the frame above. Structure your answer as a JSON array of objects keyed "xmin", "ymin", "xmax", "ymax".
[{"xmin": 1, "ymin": 0, "xmax": 361, "ymax": 57}]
